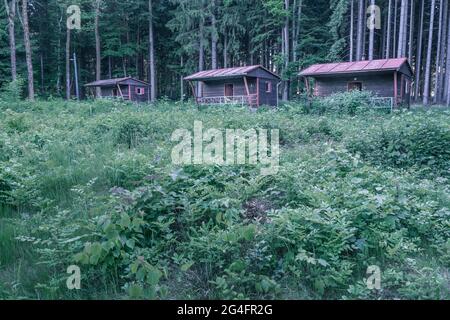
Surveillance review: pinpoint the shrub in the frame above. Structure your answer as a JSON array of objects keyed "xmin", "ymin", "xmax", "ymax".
[
  {"xmin": 114, "ymin": 117, "xmax": 147, "ymax": 148},
  {"xmin": 347, "ymin": 114, "xmax": 450, "ymax": 173},
  {"xmin": 0, "ymin": 77, "xmax": 25, "ymax": 103},
  {"xmin": 307, "ymin": 90, "xmax": 377, "ymax": 115}
]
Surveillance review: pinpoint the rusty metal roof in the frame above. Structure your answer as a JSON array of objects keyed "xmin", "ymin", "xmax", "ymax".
[
  {"xmin": 184, "ymin": 65, "xmax": 280, "ymax": 81},
  {"xmin": 85, "ymin": 77, "xmax": 149, "ymax": 87},
  {"xmin": 299, "ymin": 58, "xmax": 412, "ymax": 77}
]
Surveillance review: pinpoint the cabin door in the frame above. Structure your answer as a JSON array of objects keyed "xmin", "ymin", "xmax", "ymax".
[{"xmin": 225, "ymin": 84, "xmax": 234, "ymax": 97}]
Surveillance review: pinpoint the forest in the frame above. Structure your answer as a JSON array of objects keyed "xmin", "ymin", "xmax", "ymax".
[
  {"xmin": 2, "ymin": 0, "xmax": 450, "ymax": 104},
  {"xmin": 0, "ymin": 1, "xmax": 450, "ymax": 302}
]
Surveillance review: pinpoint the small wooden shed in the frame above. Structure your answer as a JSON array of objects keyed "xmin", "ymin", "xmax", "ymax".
[
  {"xmin": 299, "ymin": 58, "xmax": 414, "ymax": 107},
  {"xmin": 184, "ymin": 65, "xmax": 281, "ymax": 107},
  {"xmin": 85, "ymin": 77, "xmax": 150, "ymax": 103}
]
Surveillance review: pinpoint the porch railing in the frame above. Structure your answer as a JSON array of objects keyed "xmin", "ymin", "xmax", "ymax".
[
  {"xmin": 369, "ymin": 97, "xmax": 394, "ymax": 111},
  {"xmin": 197, "ymin": 94, "xmax": 258, "ymax": 107}
]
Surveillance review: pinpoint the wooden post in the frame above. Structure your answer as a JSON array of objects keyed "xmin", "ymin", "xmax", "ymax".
[
  {"xmin": 400, "ymin": 74, "xmax": 404, "ymax": 104},
  {"xmin": 128, "ymin": 84, "xmax": 131, "ymax": 101},
  {"xmin": 304, "ymin": 76, "xmax": 313, "ymax": 110},
  {"xmin": 408, "ymin": 79, "xmax": 412, "ymax": 108},
  {"xmin": 73, "ymin": 52, "xmax": 80, "ymax": 101},
  {"xmin": 256, "ymin": 78, "xmax": 260, "ymax": 107},
  {"xmin": 304, "ymin": 77, "xmax": 310, "ymax": 97},
  {"xmin": 243, "ymin": 76, "xmax": 251, "ymax": 106},
  {"xmin": 117, "ymin": 84, "xmax": 124, "ymax": 100},
  {"xmin": 394, "ymin": 71, "xmax": 398, "ymax": 107},
  {"xmin": 189, "ymin": 81, "xmax": 198, "ymax": 104}
]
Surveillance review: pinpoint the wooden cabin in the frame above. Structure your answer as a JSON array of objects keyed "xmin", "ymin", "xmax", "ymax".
[
  {"xmin": 85, "ymin": 77, "xmax": 150, "ymax": 103},
  {"xmin": 299, "ymin": 58, "xmax": 414, "ymax": 107},
  {"xmin": 184, "ymin": 66, "xmax": 281, "ymax": 107}
]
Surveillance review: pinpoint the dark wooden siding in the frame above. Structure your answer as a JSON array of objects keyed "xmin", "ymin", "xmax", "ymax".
[
  {"xmin": 99, "ymin": 84, "xmax": 149, "ymax": 103},
  {"xmin": 202, "ymin": 78, "xmax": 257, "ymax": 97},
  {"xmin": 129, "ymin": 85, "xmax": 150, "ymax": 103},
  {"xmin": 100, "ymin": 86, "xmax": 115, "ymax": 96},
  {"xmin": 314, "ymin": 73, "xmax": 396, "ymax": 97},
  {"xmin": 258, "ymin": 79, "xmax": 278, "ymax": 106}
]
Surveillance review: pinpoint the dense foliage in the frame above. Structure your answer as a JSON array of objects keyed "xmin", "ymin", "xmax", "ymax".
[{"xmin": 0, "ymin": 97, "xmax": 449, "ymax": 300}]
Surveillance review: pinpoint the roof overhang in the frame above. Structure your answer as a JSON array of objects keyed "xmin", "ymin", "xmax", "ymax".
[
  {"xmin": 299, "ymin": 58, "xmax": 414, "ymax": 78},
  {"xmin": 301, "ymin": 69, "xmax": 405, "ymax": 77},
  {"xmin": 85, "ymin": 77, "xmax": 150, "ymax": 87},
  {"xmin": 185, "ymin": 65, "xmax": 281, "ymax": 82}
]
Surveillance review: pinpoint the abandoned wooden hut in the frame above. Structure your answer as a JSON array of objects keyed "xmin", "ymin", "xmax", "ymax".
[
  {"xmin": 299, "ymin": 58, "xmax": 414, "ymax": 107},
  {"xmin": 184, "ymin": 66, "xmax": 281, "ymax": 107},
  {"xmin": 85, "ymin": 77, "xmax": 150, "ymax": 103}
]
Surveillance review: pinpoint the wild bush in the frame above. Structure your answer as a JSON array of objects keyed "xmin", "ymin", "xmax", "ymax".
[
  {"xmin": 347, "ymin": 113, "xmax": 450, "ymax": 173},
  {"xmin": 0, "ymin": 78, "xmax": 25, "ymax": 103}
]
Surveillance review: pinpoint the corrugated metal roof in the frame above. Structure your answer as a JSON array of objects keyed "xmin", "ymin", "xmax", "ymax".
[
  {"xmin": 184, "ymin": 65, "xmax": 280, "ymax": 81},
  {"xmin": 299, "ymin": 58, "xmax": 411, "ymax": 76},
  {"xmin": 85, "ymin": 77, "xmax": 149, "ymax": 87}
]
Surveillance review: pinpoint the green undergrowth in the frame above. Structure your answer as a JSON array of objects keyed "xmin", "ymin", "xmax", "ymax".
[{"xmin": 0, "ymin": 98, "xmax": 449, "ymax": 300}]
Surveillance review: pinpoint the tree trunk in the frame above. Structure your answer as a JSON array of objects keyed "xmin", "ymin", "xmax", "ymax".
[
  {"xmin": 393, "ymin": 0, "xmax": 398, "ymax": 57},
  {"xmin": 66, "ymin": 27, "xmax": 71, "ymax": 100},
  {"xmin": 362, "ymin": 0, "xmax": 367, "ymax": 59},
  {"xmin": 148, "ymin": 0, "xmax": 156, "ymax": 102},
  {"xmin": 223, "ymin": 33, "xmax": 228, "ymax": 68},
  {"xmin": 211, "ymin": 0, "xmax": 218, "ymax": 69},
  {"xmin": 414, "ymin": 0, "xmax": 425, "ymax": 101},
  {"xmin": 293, "ymin": 0, "xmax": 302, "ymax": 64},
  {"xmin": 401, "ymin": 0, "xmax": 409, "ymax": 56},
  {"xmin": 445, "ymin": 3, "xmax": 450, "ymax": 104},
  {"xmin": 350, "ymin": 0, "xmax": 354, "ymax": 62},
  {"xmin": 439, "ymin": 0, "xmax": 448, "ymax": 101},
  {"xmin": 22, "ymin": 0, "xmax": 34, "ymax": 100},
  {"xmin": 397, "ymin": 0, "xmax": 408, "ymax": 57},
  {"xmin": 408, "ymin": 0, "xmax": 415, "ymax": 61},
  {"xmin": 423, "ymin": 0, "xmax": 436, "ymax": 105},
  {"xmin": 369, "ymin": 0, "xmax": 375, "ymax": 60},
  {"xmin": 386, "ymin": 0, "xmax": 392, "ymax": 58},
  {"xmin": 136, "ymin": 22, "xmax": 140, "ymax": 77},
  {"xmin": 180, "ymin": 55, "xmax": 184, "ymax": 101},
  {"xmin": 434, "ymin": 0, "xmax": 444, "ymax": 103},
  {"xmin": 56, "ymin": 10, "xmax": 63, "ymax": 96},
  {"xmin": 282, "ymin": 0, "xmax": 290, "ymax": 100},
  {"xmin": 95, "ymin": 0, "xmax": 102, "ymax": 97},
  {"xmin": 356, "ymin": 0, "xmax": 365, "ymax": 60},
  {"xmin": 108, "ymin": 56, "xmax": 112, "ymax": 79},
  {"xmin": 198, "ymin": 20, "xmax": 205, "ymax": 97},
  {"xmin": 40, "ymin": 53, "xmax": 44, "ymax": 93},
  {"xmin": 292, "ymin": 0, "xmax": 297, "ymax": 64},
  {"xmin": 5, "ymin": 0, "xmax": 17, "ymax": 81}
]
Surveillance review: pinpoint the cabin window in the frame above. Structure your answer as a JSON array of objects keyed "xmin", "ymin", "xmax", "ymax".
[
  {"xmin": 265, "ymin": 82, "xmax": 272, "ymax": 93},
  {"xmin": 225, "ymin": 84, "xmax": 234, "ymax": 97},
  {"xmin": 348, "ymin": 82, "xmax": 362, "ymax": 92},
  {"xmin": 135, "ymin": 87, "xmax": 145, "ymax": 95}
]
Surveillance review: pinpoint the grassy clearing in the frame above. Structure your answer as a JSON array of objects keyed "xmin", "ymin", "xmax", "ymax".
[{"xmin": 0, "ymin": 98, "xmax": 449, "ymax": 300}]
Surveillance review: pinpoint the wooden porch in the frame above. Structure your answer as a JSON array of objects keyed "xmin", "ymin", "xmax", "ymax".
[{"xmin": 184, "ymin": 66, "xmax": 281, "ymax": 108}]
